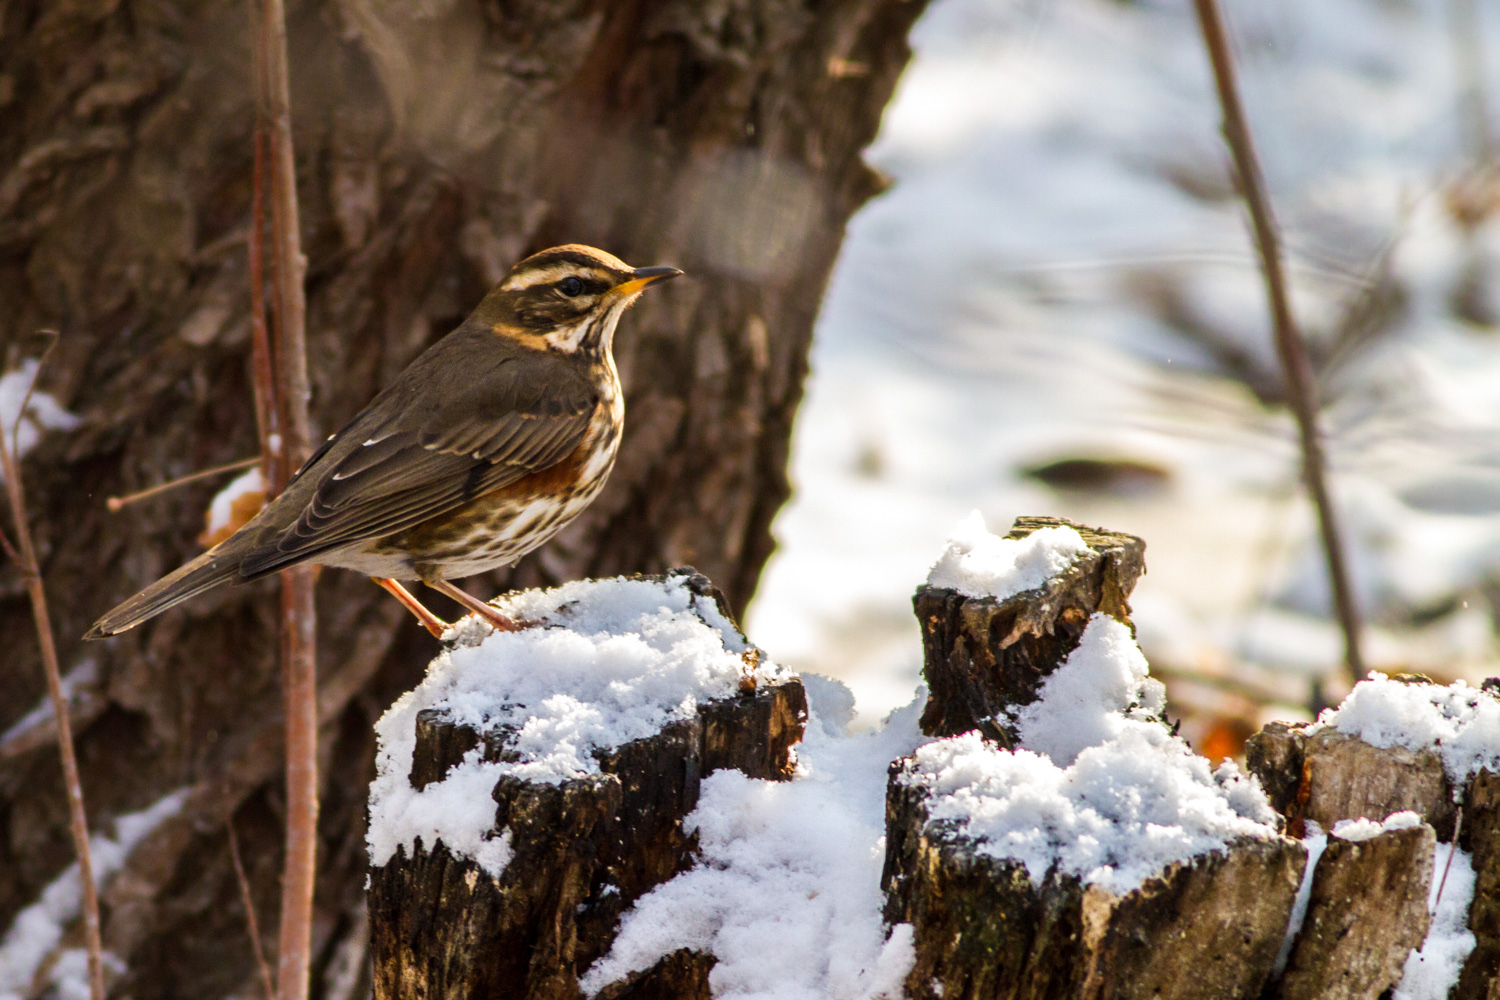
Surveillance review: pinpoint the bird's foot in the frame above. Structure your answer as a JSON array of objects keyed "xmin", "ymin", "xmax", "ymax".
[
  {"xmin": 426, "ymin": 577, "xmax": 540, "ymax": 634},
  {"xmin": 466, "ymin": 604, "xmax": 525, "ymax": 633}
]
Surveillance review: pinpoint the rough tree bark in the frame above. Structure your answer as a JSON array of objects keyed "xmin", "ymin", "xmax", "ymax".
[{"xmin": 0, "ymin": 1, "xmax": 927, "ymax": 996}]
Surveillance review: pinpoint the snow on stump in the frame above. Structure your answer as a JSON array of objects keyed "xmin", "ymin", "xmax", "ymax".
[
  {"xmin": 914, "ymin": 514, "xmax": 1146, "ymax": 744},
  {"xmin": 1246, "ymin": 675, "xmax": 1500, "ymax": 997},
  {"xmin": 888, "ymin": 515, "xmax": 1306, "ymax": 999},
  {"xmin": 882, "ymin": 644, "xmax": 1301, "ymax": 1000},
  {"xmin": 365, "ymin": 571, "xmax": 805, "ymax": 1000}
]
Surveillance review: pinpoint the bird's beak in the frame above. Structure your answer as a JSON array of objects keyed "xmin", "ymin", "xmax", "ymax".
[{"xmin": 611, "ymin": 265, "xmax": 684, "ymax": 298}]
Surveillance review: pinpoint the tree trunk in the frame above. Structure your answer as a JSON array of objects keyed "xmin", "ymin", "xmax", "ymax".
[{"xmin": 0, "ymin": 0, "xmax": 925, "ymax": 995}]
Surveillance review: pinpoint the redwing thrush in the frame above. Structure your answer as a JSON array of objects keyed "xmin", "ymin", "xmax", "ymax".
[{"xmin": 86, "ymin": 245, "xmax": 682, "ymax": 640}]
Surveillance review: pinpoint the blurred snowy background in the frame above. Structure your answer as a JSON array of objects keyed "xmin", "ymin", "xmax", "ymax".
[{"xmin": 746, "ymin": 0, "xmax": 1500, "ymax": 748}]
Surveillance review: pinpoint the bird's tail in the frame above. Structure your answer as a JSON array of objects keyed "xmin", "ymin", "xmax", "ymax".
[{"xmin": 85, "ymin": 546, "xmax": 243, "ymax": 639}]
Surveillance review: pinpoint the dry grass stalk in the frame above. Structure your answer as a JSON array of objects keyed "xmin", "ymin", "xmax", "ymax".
[
  {"xmin": 0, "ymin": 347, "xmax": 107, "ymax": 1000},
  {"xmin": 228, "ymin": 821, "xmax": 277, "ymax": 1000},
  {"xmin": 248, "ymin": 0, "xmax": 320, "ymax": 996},
  {"xmin": 105, "ymin": 455, "xmax": 260, "ymax": 512},
  {"xmin": 1192, "ymin": 0, "xmax": 1366, "ymax": 685}
]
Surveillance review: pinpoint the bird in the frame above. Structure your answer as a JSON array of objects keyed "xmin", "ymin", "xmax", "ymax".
[{"xmin": 86, "ymin": 244, "xmax": 682, "ymax": 640}]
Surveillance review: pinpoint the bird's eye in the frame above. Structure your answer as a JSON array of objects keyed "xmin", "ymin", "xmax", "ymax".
[{"xmin": 558, "ymin": 277, "xmax": 584, "ymax": 297}]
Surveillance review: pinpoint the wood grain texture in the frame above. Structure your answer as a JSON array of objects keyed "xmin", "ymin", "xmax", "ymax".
[
  {"xmin": 0, "ymin": 0, "xmax": 925, "ymax": 994},
  {"xmin": 883, "ymin": 772, "xmax": 1306, "ymax": 1000},
  {"xmin": 368, "ymin": 668, "xmax": 805, "ymax": 999},
  {"xmin": 1273, "ymin": 823, "xmax": 1434, "ymax": 1000},
  {"xmin": 914, "ymin": 516, "xmax": 1147, "ymax": 743}
]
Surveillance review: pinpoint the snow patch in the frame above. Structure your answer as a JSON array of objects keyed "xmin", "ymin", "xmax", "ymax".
[
  {"xmin": 201, "ymin": 467, "xmax": 266, "ymax": 540},
  {"xmin": 367, "ymin": 573, "xmax": 786, "ymax": 876},
  {"xmin": 582, "ymin": 691, "xmax": 929, "ymax": 1000},
  {"xmin": 902, "ymin": 613, "xmax": 1276, "ymax": 895},
  {"xmin": 1331, "ymin": 809, "xmax": 1423, "ymax": 843},
  {"xmin": 926, "ymin": 512, "xmax": 1089, "ymax": 600},
  {"xmin": 1313, "ymin": 674, "xmax": 1500, "ymax": 787},
  {"xmin": 0, "ymin": 359, "xmax": 80, "ymax": 477},
  {"xmin": 1014, "ymin": 615, "xmax": 1166, "ymax": 765},
  {"xmin": 904, "ymin": 725, "xmax": 1277, "ymax": 895},
  {"xmin": 0, "ymin": 789, "xmax": 188, "ymax": 1000},
  {"xmin": 1394, "ymin": 843, "xmax": 1477, "ymax": 1000}
]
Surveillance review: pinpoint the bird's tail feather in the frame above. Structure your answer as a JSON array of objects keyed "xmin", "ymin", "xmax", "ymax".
[{"xmin": 85, "ymin": 547, "xmax": 242, "ymax": 639}]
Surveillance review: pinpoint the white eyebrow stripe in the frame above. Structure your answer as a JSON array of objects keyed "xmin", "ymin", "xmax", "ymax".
[{"xmin": 500, "ymin": 265, "xmax": 615, "ymax": 291}]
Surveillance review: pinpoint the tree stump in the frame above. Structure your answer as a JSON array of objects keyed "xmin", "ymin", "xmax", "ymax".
[
  {"xmin": 1247, "ymin": 702, "xmax": 1500, "ymax": 999},
  {"xmin": 889, "ymin": 516, "xmax": 1308, "ymax": 1000},
  {"xmin": 883, "ymin": 760, "xmax": 1305, "ymax": 1000},
  {"xmin": 914, "ymin": 516, "xmax": 1146, "ymax": 743},
  {"xmin": 1457, "ymin": 769, "xmax": 1500, "ymax": 998},
  {"xmin": 366, "ymin": 572, "xmax": 805, "ymax": 1000},
  {"xmin": 1247, "ymin": 724, "xmax": 1456, "ymax": 839},
  {"xmin": 1273, "ymin": 821, "xmax": 1434, "ymax": 1000}
]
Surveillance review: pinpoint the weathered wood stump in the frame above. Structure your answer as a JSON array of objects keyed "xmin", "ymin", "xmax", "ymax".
[
  {"xmin": 1273, "ymin": 821, "xmax": 1434, "ymax": 1000},
  {"xmin": 1247, "ymin": 693, "xmax": 1500, "ymax": 999},
  {"xmin": 883, "ymin": 772, "xmax": 1305, "ymax": 1000},
  {"xmin": 367, "ymin": 572, "xmax": 805, "ymax": 1000},
  {"xmin": 914, "ymin": 516, "xmax": 1146, "ymax": 743},
  {"xmin": 1457, "ymin": 769, "xmax": 1500, "ymax": 997},
  {"xmin": 1247, "ymin": 723, "xmax": 1457, "ymax": 839},
  {"xmin": 888, "ymin": 517, "xmax": 1312, "ymax": 999}
]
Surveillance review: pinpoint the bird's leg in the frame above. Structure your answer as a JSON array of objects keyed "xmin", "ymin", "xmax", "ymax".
[
  {"xmin": 426, "ymin": 577, "xmax": 523, "ymax": 632},
  {"xmin": 372, "ymin": 577, "xmax": 450, "ymax": 638}
]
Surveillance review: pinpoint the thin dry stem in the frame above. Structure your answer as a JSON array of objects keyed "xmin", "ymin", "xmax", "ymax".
[
  {"xmin": 0, "ymin": 358, "xmax": 107, "ymax": 1000},
  {"xmin": 228, "ymin": 821, "xmax": 277, "ymax": 1000},
  {"xmin": 1192, "ymin": 0, "xmax": 1366, "ymax": 686},
  {"xmin": 248, "ymin": 0, "xmax": 320, "ymax": 996},
  {"xmin": 1434, "ymin": 805, "xmax": 1463, "ymax": 913},
  {"xmin": 105, "ymin": 456, "xmax": 260, "ymax": 512}
]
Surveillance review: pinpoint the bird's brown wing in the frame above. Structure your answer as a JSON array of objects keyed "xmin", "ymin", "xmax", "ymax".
[{"xmin": 238, "ymin": 338, "xmax": 598, "ymax": 578}]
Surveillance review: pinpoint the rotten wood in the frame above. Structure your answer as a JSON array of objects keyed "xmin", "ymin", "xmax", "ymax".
[
  {"xmin": 882, "ymin": 771, "xmax": 1306, "ymax": 1000},
  {"xmin": 914, "ymin": 516, "xmax": 1146, "ymax": 743},
  {"xmin": 1272, "ymin": 823, "xmax": 1434, "ymax": 1000},
  {"xmin": 368, "ymin": 673, "xmax": 805, "ymax": 999},
  {"xmin": 1457, "ymin": 769, "xmax": 1500, "ymax": 997},
  {"xmin": 593, "ymin": 950, "xmax": 714, "ymax": 1000},
  {"xmin": 1246, "ymin": 724, "xmax": 1456, "ymax": 840}
]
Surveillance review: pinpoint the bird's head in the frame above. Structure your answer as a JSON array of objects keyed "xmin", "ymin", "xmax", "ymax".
[{"xmin": 480, "ymin": 244, "xmax": 683, "ymax": 355}]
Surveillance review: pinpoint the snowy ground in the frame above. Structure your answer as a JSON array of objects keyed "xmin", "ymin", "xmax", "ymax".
[{"xmin": 747, "ymin": 0, "xmax": 1500, "ymax": 729}]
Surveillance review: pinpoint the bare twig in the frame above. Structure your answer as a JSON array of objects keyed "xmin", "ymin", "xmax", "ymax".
[
  {"xmin": 105, "ymin": 456, "xmax": 260, "ymax": 512},
  {"xmin": 1192, "ymin": 0, "xmax": 1366, "ymax": 685},
  {"xmin": 248, "ymin": 0, "xmax": 320, "ymax": 996},
  {"xmin": 0, "ymin": 353, "xmax": 106, "ymax": 1000},
  {"xmin": 227, "ymin": 822, "xmax": 277, "ymax": 1000},
  {"xmin": 1434, "ymin": 805, "xmax": 1463, "ymax": 913}
]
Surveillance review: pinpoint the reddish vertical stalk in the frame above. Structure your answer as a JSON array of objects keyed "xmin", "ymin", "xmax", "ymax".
[
  {"xmin": 0, "ymin": 368, "xmax": 106, "ymax": 1000},
  {"xmin": 1192, "ymin": 0, "xmax": 1366, "ymax": 685},
  {"xmin": 248, "ymin": 0, "xmax": 319, "ymax": 996}
]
